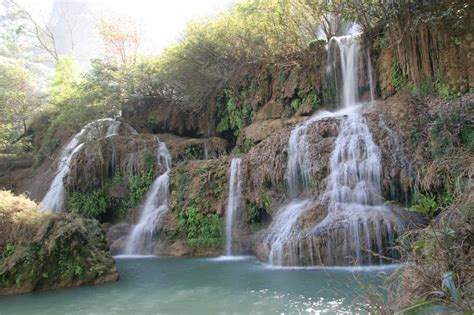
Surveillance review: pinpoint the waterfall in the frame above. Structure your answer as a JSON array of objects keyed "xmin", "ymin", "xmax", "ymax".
[
  {"xmin": 224, "ymin": 158, "xmax": 242, "ymax": 256},
  {"xmin": 266, "ymin": 199, "xmax": 311, "ymax": 265},
  {"xmin": 328, "ymin": 35, "xmax": 360, "ymax": 108},
  {"xmin": 286, "ymin": 112, "xmax": 332, "ymax": 197},
  {"xmin": 264, "ymin": 34, "xmax": 403, "ymax": 266},
  {"xmin": 124, "ymin": 141, "xmax": 172, "ymax": 255},
  {"xmin": 264, "ymin": 110, "xmax": 332, "ymax": 264},
  {"xmin": 40, "ymin": 118, "xmax": 120, "ymax": 212},
  {"xmin": 309, "ymin": 35, "xmax": 404, "ymax": 265},
  {"xmin": 367, "ymin": 49, "xmax": 375, "ymax": 102},
  {"xmin": 105, "ymin": 120, "xmax": 121, "ymax": 137}
]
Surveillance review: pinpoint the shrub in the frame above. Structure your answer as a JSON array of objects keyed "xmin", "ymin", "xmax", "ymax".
[
  {"xmin": 216, "ymin": 89, "xmax": 253, "ymax": 137},
  {"xmin": 177, "ymin": 200, "xmax": 223, "ymax": 247}
]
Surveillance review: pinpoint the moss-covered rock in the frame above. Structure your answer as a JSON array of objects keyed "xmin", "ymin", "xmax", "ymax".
[
  {"xmin": 162, "ymin": 159, "xmax": 229, "ymax": 256},
  {"xmin": 0, "ymin": 191, "xmax": 118, "ymax": 295}
]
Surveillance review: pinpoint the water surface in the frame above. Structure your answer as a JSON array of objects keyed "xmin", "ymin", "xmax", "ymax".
[{"xmin": 0, "ymin": 257, "xmax": 395, "ymax": 314}]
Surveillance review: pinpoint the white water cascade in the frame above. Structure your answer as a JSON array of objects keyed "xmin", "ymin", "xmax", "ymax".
[
  {"xmin": 310, "ymin": 35, "xmax": 404, "ymax": 265},
  {"xmin": 329, "ymin": 35, "xmax": 360, "ymax": 107},
  {"xmin": 40, "ymin": 118, "xmax": 121, "ymax": 212},
  {"xmin": 265, "ymin": 34, "xmax": 405, "ymax": 266},
  {"xmin": 265, "ymin": 110, "xmax": 333, "ymax": 265},
  {"xmin": 124, "ymin": 141, "xmax": 172, "ymax": 255},
  {"xmin": 224, "ymin": 158, "xmax": 242, "ymax": 256}
]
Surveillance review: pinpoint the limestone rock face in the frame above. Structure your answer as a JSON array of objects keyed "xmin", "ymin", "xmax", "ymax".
[
  {"xmin": 122, "ymin": 97, "xmax": 216, "ymax": 137},
  {"xmin": 0, "ymin": 191, "xmax": 119, "ymax": 295}
]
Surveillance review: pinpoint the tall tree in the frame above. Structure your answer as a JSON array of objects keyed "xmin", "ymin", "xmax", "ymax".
[{"xmin": 96, "ymin": 16, "xmax": 141, "ymax": 65}]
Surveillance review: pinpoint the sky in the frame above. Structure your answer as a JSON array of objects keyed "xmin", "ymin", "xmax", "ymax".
[{"xmin": 17, "ymin": 0, "xmax": 235, "ymax": 67}]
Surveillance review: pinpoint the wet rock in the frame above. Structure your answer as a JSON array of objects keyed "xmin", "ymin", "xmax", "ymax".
[{"xmin": 106, "ymin": 223, "xmax": 132, "ymax": 245}]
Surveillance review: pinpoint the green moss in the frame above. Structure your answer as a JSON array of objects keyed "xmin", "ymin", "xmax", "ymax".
[
  {"xmin": 410, "ymin": 79, "xmax": 431, "ymax": 97},
  {"xmin": 142, "ymin": 149, "xmax": 155, "ymax": 171}
]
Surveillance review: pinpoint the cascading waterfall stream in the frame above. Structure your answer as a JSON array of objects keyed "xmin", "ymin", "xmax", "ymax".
[
  {"xmin": 224, "ymin": 158, "xmax": 242, "ymax": 256},
  {"xmin": 124, "ymin": 141, "xmax": 172, "ymax": 255},
  {"xmin": 265, "ymin": 111, "xmax": 332, "ymax": 265},
  {"xmin": 265, "ymin": 34, "xmax": 404, "ymax": 266},
  {"xmin": 328, "ymin": 35, "xmax": 360, "ymax": 108},
  {"xmin": 40, "ymin": 118, "xmax": 121, "ymax": 212},
  {"xmin": 311, "ymin": 35, "xmax": 404, "ymax": 265}
]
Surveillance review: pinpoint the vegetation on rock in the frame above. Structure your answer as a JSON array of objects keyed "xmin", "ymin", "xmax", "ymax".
[{"xmin": 0, "ymin": 191, "xmax": 118, "ymax": 295}]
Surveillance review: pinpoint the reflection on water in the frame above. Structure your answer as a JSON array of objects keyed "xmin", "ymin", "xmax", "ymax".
[{"xmin": 0, "ymin": 256, "xmax": 393, "ymax": 314}]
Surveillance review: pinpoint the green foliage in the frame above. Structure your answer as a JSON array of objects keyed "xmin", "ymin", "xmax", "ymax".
[
  {"xmin": 123, "ymin": 170, "xmax": 154, "ymax": 210},
  {"xmin": 57, "ymin": 248, "xmax": 85, "ymax": 278},
  {"xmin": 184, "ymin": 144, "xmax": 205, "ymax": 160},
  {"xmin": 396, "ymin": 299, "xmax": 458, "ymax": 315},
  {"xmin": 1, "ymin": 244, "xmax": 16, "ymax": 259},
  {"xmin": 236, "ymin": 137, "xmax": 255, "ymax": 155},
  {"xmin": 409, "ymin": 193, "xmax": 438, "ymax": 219},
  {"xmin": 290, "ymin": 99, "xmax": 301, "ymax": 112},
  {"xmin": 146, "ymin": 112, "xmax": 159, "ymax": 128},
  {"xmin": 177, "ymin": 198, "xmax": 223, "ymax": 247},
  {"xmin": 431, "ymin": 111, "xmax": 473, "ymax": 157},
  {"xmin": 277, "ymin": 71, "xmax": 288, "ymax": 82},
  {"xmin": 409, "ymin": 191, "xmax": 455, "ymax": 219},
  {"xmin": 247, "ymin": 194, "xmax": 271, "ymax": 230},
  {"xmin": 68, "ymin": 189, "xmax": 108, "ymax": 219},
  {"xmin": 49, "ymin": 56, "xmax": 80, "ymax": 105},
  {"xmin": 434, "ymin": 78, "xmax": 460, "ymax": 101},
  {"xmin": 68, "ymin": 170, "xmax": 154, "ymax": 220},
  {"xmin": 410, "ymin": 79, "xmax": 431, "ymax": 98},
  {"xmin": 170, "ymin": 161, "xmax": 227, "ymax": 248},
  {"xmin": 141, "ymin": 149, "xmax": 155, "ymax": 171},
  {"xmin": 216, "ymin": 89, "xmax": 253, "ymax": 136},
  {"xmin": 390, "ymin": 60, "xmax": 406, "ymax": 91},
  {"xmin": 304, "ymin": 91, "xmax": 321, "ymax": 110},
  {"xmin": 0, "ymin": 60, "xmax": 41, "ymax": 156}
]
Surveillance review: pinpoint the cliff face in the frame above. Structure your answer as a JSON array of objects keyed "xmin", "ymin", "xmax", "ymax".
[{"xmin": 374, "ymin": 1, "xmax": 474, "ymax": 98}]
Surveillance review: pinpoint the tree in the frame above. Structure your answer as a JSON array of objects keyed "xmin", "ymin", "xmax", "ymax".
[
  {"xmin": 1, "ymin": 0, "xmax": 60, "ymax": 61},
  {"xmin": 96, "ymin": 16, "xmax": 141, "ymax": 65},
  {"xmin": 0, "ymin": 60, "xmax": 40, "ymax": 154}
]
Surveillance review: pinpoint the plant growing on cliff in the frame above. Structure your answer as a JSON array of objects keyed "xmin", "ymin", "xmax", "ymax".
[
  {"xmin": 68, "ymin": 189, "xmax": 108, "ymax": 219},
  {"xmin": 124, "ymin": 170, "xmax": 154, "ymax": 209},
  {"xmin": 216, "ymin": 89, "xmax": 253, "ymax": 137},
  {"xmin": 390, "ymin": 60, "xmax": 406, "ymax": 92},
  {"xmin": 409, "ymin": 193, "xmax": 438, "ymax": 219},
  {"xmin": 177, "ymin": 200, "xmax": 223, "ymax": 248}
]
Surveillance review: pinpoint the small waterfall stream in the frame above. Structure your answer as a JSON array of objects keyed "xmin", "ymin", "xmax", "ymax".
[
  {"xmin": 40, "ymin": 118, "xmax": 121, "ymax": 212},
  {"xmin": 224, "ymin": 158, "xmax": 242, "ymax": 256},
  {"xmin": 265, "ymin": 34, "xmax": 404, "ymax": 266},
  {"xmin": 124, "ymin": 141, "xmax": 172, "ymax": 255}
]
